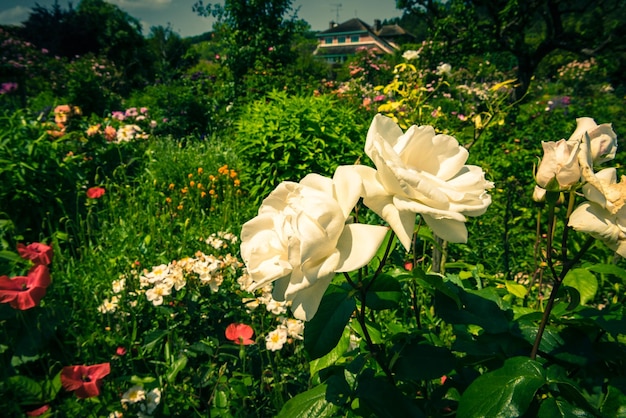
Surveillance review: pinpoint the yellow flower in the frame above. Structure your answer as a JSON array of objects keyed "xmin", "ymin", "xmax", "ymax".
[
  {"xmin": 168, "ymin": 183, "xmax": 175, "ymax": 190},
  {"xmin": 190, "ymin": 181, "xmax": 195, "ymax": 187},
  {"xmin": 188, "ymin": 173, "xmax": 193, "ymax": 179},
  {"xmin": 197, "ymin": 167, "xmax": 204, "ymax": 175}
]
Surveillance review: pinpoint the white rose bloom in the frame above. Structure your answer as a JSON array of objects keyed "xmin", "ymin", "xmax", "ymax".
[
  {"xmin": 567, "ymin": 117, "xmax": 617, "ymax": 165},
  {"xmin": 437, "ymin": 63, "xmax": 452, "ymax": 75},
  {"xmin": 240, "ymin": 167, "xmax": 388, "ymax": 321},
  {"xmin": 535, "ymin": 138, "xmax": 581, "ymax": 191},
  {"xmin": 402, "ymin": 50, "xmax": 419, "ymax": 60},
  {"xmin": 568, "ymin": 201, "xmax": 626, "ymax": 258},
  {"xmin": 356, "ymin": 114, "xmax": 494, "ymax": 249}
]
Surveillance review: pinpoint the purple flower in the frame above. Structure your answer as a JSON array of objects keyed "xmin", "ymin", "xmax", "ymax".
[{"xmin": 0, "ymin": 82, "xmax": 18, "ymax": 94}]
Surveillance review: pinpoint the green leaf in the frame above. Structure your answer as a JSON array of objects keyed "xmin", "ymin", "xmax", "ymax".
[
  {"xmin": 355, "ymin": 373, "xmax": 426, "ymax": 418},
  {"xmin": 309, "ymin": 326, "xmax": 351, "ymax": 377},
  {"xmin": 166, "ymin": 354, "xmax": 188, "ymax": 383},
  {"xmin": 563, "ymin": 268, "xmax": 597, "ymax": 305},
  {"xmin": 304, "ymin": 284, "xmax": 356, "ymax": 359},
  {"xmin": 505, "ymin": 280, "xmax": 528, "ymax": 298},
  {"xmin": 588, "ymin": 263, "xmax": 626, "ymax": 282},
  {"xmin": 6, "ymin": 376, "xmax": 42, "ymax": 405},
  {"xmin": 457, "ymin": 357, "xmax": 546, "ymax": 418},
  {"xmin": 538, "ymin": 397, "xmax": 596, "ymax": 418},
  {"xmin": 364, "ymin": 274, "xmax": 402, "ymax": 310},
  {"xmin": 393, "ymin": 340, "xmax": 455, "ymax": 381},
  {"xmin": 276, "ymin": 383, "xmax": 339, "ymax": 418},
  {"xmin": 602, "ymin": 383, "xmax": 626, "ymax": 417}
]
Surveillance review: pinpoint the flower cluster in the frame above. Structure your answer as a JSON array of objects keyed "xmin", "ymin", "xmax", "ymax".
[
  {"xmin": 0, "ymin": 242, "xmax": 53, "ymax": 310},
  {"xmin": 97, "ymin": 246, "xmax": 244, "ymax": 313},
  {"xmin": 86, "ymin": 107, "xmax": 156, "ymax": 143},
  {"xmin": 533, "ymin": 117, "xmax": 625, "ymax": 255},
  {"xmin": 265, "ymin": 316, "xmax": 304, "ymax": 351},
  {"xmin": 163, "ymin": 165, "xmax": 241, "ymax": 215},
  {"xmin": 46, "ymin": 104, "xmax": 82, "ymax": 138},
  {"xmin": 240, "ymin": 114, "xmax": 494, "ymax": 321},
  {"xmin": 117, "ymin": 385, "xmax": 161, "ymax": 416}
]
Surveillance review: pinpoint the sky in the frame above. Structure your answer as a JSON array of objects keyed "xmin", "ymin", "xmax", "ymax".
[{"xmin": 0, "ymin": 0, "xmax": 403, "ymax": 38}]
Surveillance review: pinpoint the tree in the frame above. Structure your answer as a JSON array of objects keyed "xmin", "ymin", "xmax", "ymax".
[
  {"xmin": 397, "ymin": 0, "xmax": 626, "ymax": 99},
  {"xmin": 146, "ymin": 25, "xmax": 196, "ymax": 79},
  {"xmin": 193, "ymin": 0, "xmax": 302, "ymax": 97},
  {"xmin": 20, "ymin": 0, "xmax": 152, "ymax": 91}
]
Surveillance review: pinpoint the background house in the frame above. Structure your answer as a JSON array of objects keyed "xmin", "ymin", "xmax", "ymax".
[{"xmin": 314, "ymin": 18, "xmax": 415, "ymax": 64}]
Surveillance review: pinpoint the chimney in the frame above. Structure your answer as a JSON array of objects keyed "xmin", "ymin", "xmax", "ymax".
[{"xmin": 373, "ymin": 19, "xmax": 381, "ymax": 32}]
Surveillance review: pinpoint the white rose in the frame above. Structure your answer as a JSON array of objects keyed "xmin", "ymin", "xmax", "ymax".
[
  {"xmin": 437, "ymin": 63, "xmax": 452, "ymax": 75},
  {"xmin": 402, "ymin": 50, "xmax": 419, "ymax": 60},
  {"xmin": 535, "ymin": 138, "xmax": 581, "ymax": 191},
  {"xmin": 568, "ymin": 117, "xmax": 617, "ymax": 165},
  {"xmin": 356, "ymin": 114, "xmax": 493, "ymax": 249},
  {"xmin": 240, "ymin": 167, "xmax": 388, "ymax": 321},
  {"xmin": 568, "ymin": 201, "xmax": 626, "ymax": 258}
]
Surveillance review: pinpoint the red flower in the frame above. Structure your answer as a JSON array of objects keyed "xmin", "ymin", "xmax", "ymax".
[
  {"xmin": 116, "ymin": 346, "xmax": 127, "ymax": 356},
  {"xmin": 86, "ymin": 187, "xmax": 105, "ymax": 199},
  {"xmin": 61, "ymin": 363, "xmax": 111, "ymax": 398},
  {"xmin": 225, "ymin": 323, "xmax": 254, "ymax": 345},
  {"xmin": 26, "ymin": 404, "xmax": 50, "ymax": 416},
  {"xmin": 17, "ymin": 242, "xmax": 53, "ymax": 266},
  {"xmin": 0, "ymin": 265, "xmax": 51, "ymax": 310}
]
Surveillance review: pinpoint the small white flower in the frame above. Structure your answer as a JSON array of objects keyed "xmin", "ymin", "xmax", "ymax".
[
  {"xmin": 146, "ymin": 283, "xmax": 171, "ymax": 306},
  {"xmin": 265, "ymin": 326, "xmax": 288, "ymax": 351},
  {"xmin": 98, "ymin": 295, "xmax": 119, "ymax": 314},
  {"xmin": 121, "ymin": 385, "xmax": 146, "ymax": 404}
]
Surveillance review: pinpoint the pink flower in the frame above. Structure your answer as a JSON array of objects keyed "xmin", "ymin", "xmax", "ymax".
[
  {"xmin": 116, "ymin": 346, "xmax": 127, "ymax": 356},
  {"xmin": 26, "ymin": 405, "xmax": 50, "ymax": 416},
  {"xmin": 111, "ymin": 111, "xmax": 125, "ymax": 121},
  {"xmin": 17, "ymin": 242, "xmax": 53, "ymax": 266},
  {"xmin": 86, "ymin": 187, "xmax": 105, "ymax": 199},
  {"xmin": 0, "ymin": 265, "xmax": 51, "ymax": 310},
  {"xmin": 225, "ymin": 323, "xmax": 254, "ymax": 345},
  {"xmin": 61, "ymin": 363, "xmax": 111, "ymax": 398}
]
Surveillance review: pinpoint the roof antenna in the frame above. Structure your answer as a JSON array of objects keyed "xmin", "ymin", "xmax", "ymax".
[{"xmin": 331, "ymin": 3, "xmax": 342, "ymax": 23}]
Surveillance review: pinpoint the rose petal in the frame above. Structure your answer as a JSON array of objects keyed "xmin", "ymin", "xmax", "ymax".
[{"xmin": 335, "ymin": 223, "xmax": 389, "ymax": 272}]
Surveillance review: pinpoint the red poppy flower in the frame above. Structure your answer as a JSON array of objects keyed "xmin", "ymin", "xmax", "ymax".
[
  {"xmin": 86, "ymin": 187, "xmax": 105, "ymax": 199},
  {"xmin": 26, "ymin": 404, "xmax": 50, "ymax": 416},
  {"xmin": 116, "ymin": 346, "xmax": 127, "ymax": 356},
  {"xmin": 61, "ymin": 362, "xmax": 111, "ymax": 398},
  {"xmin": 17, "ymin": 242, "xmax": 53, "ymax": 266},
  {"xmin": 0, "ymin": 265, "xmax": 51, "ymax": 310},
  {"xmin": 225, "ymin": 323, "xmax": 255, "ymax": 345}
]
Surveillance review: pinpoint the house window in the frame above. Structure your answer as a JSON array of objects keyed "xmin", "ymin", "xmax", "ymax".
[
  {"xmin": 338, "ymin": 36, "xmax": 346, "ymax": 44},
  {"xmin": 351, "ymin": 35, "xmax": 360, "ymax": 43},
  {"xmin": 325, "ymin": 37, "xmax": 333, "ymax": 44}
]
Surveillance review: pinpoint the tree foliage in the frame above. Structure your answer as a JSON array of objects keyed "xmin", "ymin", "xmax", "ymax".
[
  {"xmin": 192, "ymin": 0, "xmax": 303, "ymax": 97},
  {"xmin": 397, "ymin": 0, "xmax": 626, "ymax": 98}
]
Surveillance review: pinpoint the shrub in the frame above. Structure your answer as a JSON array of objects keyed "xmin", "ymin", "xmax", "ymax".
[{"xmin": 235, "ymin": 90, "xmax": 370, "ymax": 202}]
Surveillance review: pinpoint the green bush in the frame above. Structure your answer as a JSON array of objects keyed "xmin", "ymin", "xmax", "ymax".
[{"xmin": 235, "ymin": 90, "xmax": 370, "ymax": 202}]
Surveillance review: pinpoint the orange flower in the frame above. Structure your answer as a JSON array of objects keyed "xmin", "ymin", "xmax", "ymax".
[
  {"xmin": 197, "ymin": 167, "xmax": 204, "ymax": 175},
  {"xmin": 189, "ymin": 181, "xmax": 195, "ymax": 187}
]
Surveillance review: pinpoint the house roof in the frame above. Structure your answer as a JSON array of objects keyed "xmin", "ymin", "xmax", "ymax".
[
  {"xmin": 377, "ymin": 24, "xmax": 412, "ymax": 38},
  {"xmin": 318, "ymin": 18, "xmax": 372, "ymax": 35}
]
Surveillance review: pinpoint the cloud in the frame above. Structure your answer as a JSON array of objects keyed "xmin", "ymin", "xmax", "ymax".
[
  {"xmin": 107, "ymin": 0, "xmax": 172, "ymax": 10},
  {"xmin": 0, "ymin": 6, "xmax": 30, "ymax": 25}
]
